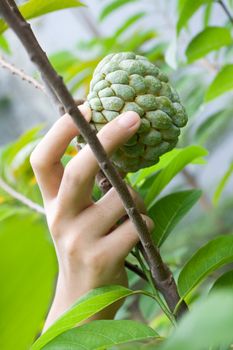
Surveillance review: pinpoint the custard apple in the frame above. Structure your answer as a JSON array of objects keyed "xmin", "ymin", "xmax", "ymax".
[{"xmin": 79, "ymin": 52, "xmax": 187, "ymax": 173}]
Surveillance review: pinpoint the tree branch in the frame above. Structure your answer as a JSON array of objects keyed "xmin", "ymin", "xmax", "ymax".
[
  {"xmin": 0, "ymin": 0, "xmax": 187, "ymax": 318},
  {"xmin": 218, "ymin": 0, "xmax": 233, "ymax": 24},
  {"xmin": 0, "ymin": 177, "xmax": 45, "ymax": 215}
]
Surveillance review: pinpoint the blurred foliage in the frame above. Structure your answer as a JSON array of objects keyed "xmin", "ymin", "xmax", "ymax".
[{"xmin": 1, "ymin": 0, "xmax": 233, "ymax": 349}]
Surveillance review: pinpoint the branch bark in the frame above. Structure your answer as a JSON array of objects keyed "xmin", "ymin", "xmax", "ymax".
[{"xmin": 0, "ymin": 0, "xmax": 187, "ymax": 318}]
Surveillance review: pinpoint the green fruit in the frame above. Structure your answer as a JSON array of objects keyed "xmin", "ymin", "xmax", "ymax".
[{"xmin": 78, "ymin": 52, "xmax": 188, "ymax": 173}]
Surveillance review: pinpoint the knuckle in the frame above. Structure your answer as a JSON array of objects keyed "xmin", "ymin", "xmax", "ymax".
[
  {"xmin": 63, "ymin": 162, "xmax": 83, "ymax": 185},
  {"xmin": 65, "ymin": 239, "xmax": 78, "ymax": 258},
  {"xmin": 84, "ymin": 249, "xmax": 106, "ymax": 271}
]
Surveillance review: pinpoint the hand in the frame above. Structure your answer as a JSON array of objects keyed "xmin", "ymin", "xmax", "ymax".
[{"xmin": 30, "ymin": 105, "xmax": 154, "ymax": 330}]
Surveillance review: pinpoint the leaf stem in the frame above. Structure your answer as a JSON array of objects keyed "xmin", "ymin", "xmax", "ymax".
[{"xmin": 134, "ymin": 247, "xmax": 176, "ymax": 326}]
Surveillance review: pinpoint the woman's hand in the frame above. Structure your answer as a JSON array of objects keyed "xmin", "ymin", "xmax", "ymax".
[{"xmin": 30, "ymin": 105, "xmax": 154, "ymax": 331}]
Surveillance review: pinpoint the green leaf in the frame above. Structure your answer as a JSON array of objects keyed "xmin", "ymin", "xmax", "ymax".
[
  {"xmin": 0, "ymin": 0, "xmax": 84, "ymax": 34},
  {"xmin": 0, "ymin": 211, "xmax": 57, "ymax": 350},
  {"xmin": 114, "ymin": 12, "xmax": 145, "ymax": 37},
  {"xmin": 213, "ymin": 162, "xmax": 233, "ymax": 206},
  {"xmin": 210, "ymin": 270, "xmax": 233, "ymax": 292},
  {"xmin": 149, "ymin": 190, "xmax": 202, "ymax": 247},
  {"xmin": 99, "ymin": 0, "xmax": 138, "ymax": 21},
  {"xmin": 177, "ymin": 0, "xmax": 212, "ymax": 34},
  {"xmin": 144, "ymin": 146, "xmax": 208, "ymax": 208},
  {"xmin": 178, "ymin": 235, "xmax": 233, "ymax": 299},
  {"xmin": 42, "ymin": 320, "xmax": 158, "ymax": 350},
  {"xmin": 123, "ymin": 30, "xmax": 157, "ymax": 52},
  {"xmin": 205, "ymin": 64, "xmax": 233, "ymax": 101},
  {"xmin": 194, "ymin": 109, "xmax": 232, "ymax": 145},
  {"xmin": 203, "ymin": 2, "xmax": 213, "ymax": 27},
  {"xmin": 129, "ymin": 149, "xmax": 182, "ymax": 186},
  {"xmin": 0, "ymin": 34, "xmax": 11, "ymax": 53},
  {"xmin": 186, "ymin": 26, "xmax": 232, "ymax": 63},
  {"xmin": 32, "ymin": 286, "xmax": 139, "ymax": 350},
  {"xmin": 49, "ymin": 51, "xmax": 78, "ymax": 74},
  {"xmin": 161, "ymin": 291, "xmax": 233, "ymax": 350},
  {"xmin": 0, "ymin": 125, "xmax": 42, "ymax": 180}
]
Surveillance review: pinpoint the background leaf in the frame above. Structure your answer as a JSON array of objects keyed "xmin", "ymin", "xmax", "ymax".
[
  {"xmin": 99, "ymin": 0, "xmax": 138, "ymax": 21},
  {"xmin": 149, "ymin": 190, "xmax": 202, "ymax": 247},
  {"xmin": 177, "ymin": 0, "xmax": 212, "ymax": 34},
  {"xmin": 0, "ymin": 211, "xmax": 57, "ymax": 350},
  {"xmin": 161, "ymin": 291, "xmax": 233, "ymax": 350},
  {"xmin": 178, "ymin": 235, "xmax": 233, "ymax": 299},
  {"xmin": 213, "ymin": 162, "xmax": 233, "ymax": 206},
  {"xmin": 205, "ymin": 64, "xmax": 233, "ymax": 101},
  {"xmin": 42, "ymin": 320, "xmax": 158, "ymax": 350},
  {"xmin": 210, "ymin": 270, "xmax": 233, "ymax": 292},
  {"xmin": 144, "ymin": 146, "xmax": 208, "ymax": 208},
  {"xmin": 0, "ymin": 0, "xmax": 84, "ymax": 34},
  {"xmin": 186, "ymin": 26, "xmax": 232, "ymax": 63}
]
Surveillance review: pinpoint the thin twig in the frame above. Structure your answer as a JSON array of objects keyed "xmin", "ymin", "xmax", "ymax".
[
  {"xmin": 125, "ymin": 260, "xmax": 148, "ymax": 281},
  {"xmin": 0, "ymin": 177, "xmax": 45, "ymax": 215},
  {"xmin": 0, "ymin": 54, "xmax": 46, "ymax": 93},
  {"xmin": 218, "ymin": 0, "xmax": 233, "ymax": 24},
  {"xmin": 0, "ymin": 0, "xmax": 187, "ymax": 318}
]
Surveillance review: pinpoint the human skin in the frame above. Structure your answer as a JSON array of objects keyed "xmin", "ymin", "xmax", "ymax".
[{"xmin": 30, "ymin": 105, "xmax": 154, "ymax": 331}]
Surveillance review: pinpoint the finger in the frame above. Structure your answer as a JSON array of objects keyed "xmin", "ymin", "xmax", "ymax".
[
  {"xmin": 83, "ymin": 186, "xmax": 146, "ymax": 237},
  {"xmin": 57, "ymin": 111, "xmax": 140, "ymax": 215},
  {"xmin": 30, "ymin": 104, "xmax": 91, "ymax": 203},
  {"xmin": 106, "ymin": 215, "xmax": 154, "ymax": 260}
]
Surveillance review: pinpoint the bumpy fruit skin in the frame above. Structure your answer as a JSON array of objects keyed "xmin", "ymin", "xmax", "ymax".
[{"xmin": 79, "ymin": 52, "xmax": 188, "ymax": 173}]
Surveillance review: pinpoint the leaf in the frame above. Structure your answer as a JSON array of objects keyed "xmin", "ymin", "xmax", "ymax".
[
  {"xmin": 123, "ymin": 30, "xmax": 157, "ymax": 52},
  {"xmin": 213, "ymin": 162, "xmax": 233, "ymax": 206},
  {"xmin": 129, "ymin": 149, "xmax": 182, "ymax": 186},
  {"xmin": 149, "ymin": 190, "xmax": 202, "ymax": 247},
  {"xmin": 99, "ymin": 0, "xmax": 138, "ymax": 21},
  {"xmin": 203, "ymin": 2, "xmax": 213, "ymax": 27},
  {"xmin": 114, "ymin": 12, "xmax": 146, "ymax": 38},
  {"xmin": 210, "ymin": 270, "xmax": 233, "ymax": 292},
  {"xmin": 0, "ymin": 0, "xmax": 84, "ymax": 35},
  {"xmin": 165, "ymin": 37, "xmax": 178, "ymax": 69},
  {"xmin": 205, "ymin": 64, "xmax": 233, "ymax": 101},
  {"xmin": 42, "ymin": 320, "xmax": 158, "ymax": 350},
  {"xmin": 161, "ymin": 291, "xmax": 233, "ymax": 350},
  {"xmin": 177, "ymin": 0, "xmax": 212, "ymax": 34},
  {"xmin": 32, "ymin": 286, "xmax": 139, "ymax": 350},
  {"xmin": 186, "ymin": 26, "xmax": 232, "ymax": 63},
  {"xmin": 0, "ymin": 211, "xmax": 57, "ymax": 350},
  {"xmin": 144, "ymin": 146, "xmax": 208, "ymax": 208},
  {"xmin": 194, "ymin": 109, "xmax": 232, "ymax": 144},
  {"xmin": 178, "ymin": 235, "xmax": 233, "ymax": 299},
  {"xmin": 0, "ymin": 34, "xmax": 11, "ymax": 54},
  {"xmin": 49, "ymin": 51, "xmax": 78, "ymax": 73},
  {"xmin": 0, "ymin": 125, "xmax": 42, "ymax": 180}
]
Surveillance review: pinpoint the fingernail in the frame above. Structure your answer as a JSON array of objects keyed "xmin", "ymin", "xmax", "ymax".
[{"xmin": 117, "ymin": 112, "xmax": 140, "ymax": 128}]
